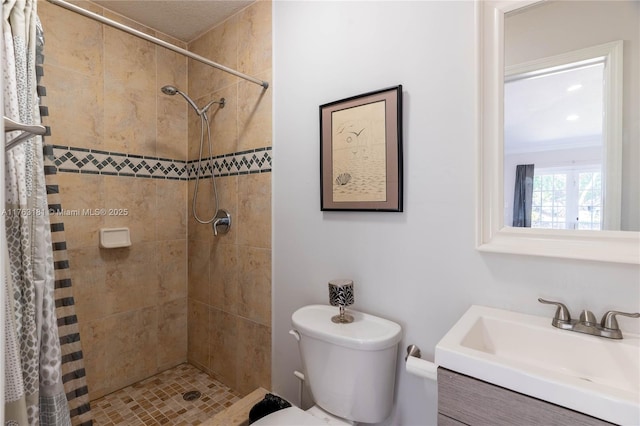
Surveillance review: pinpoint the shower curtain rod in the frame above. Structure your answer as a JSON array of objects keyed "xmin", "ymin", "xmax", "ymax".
[{"xmin": 46, "ymin": 0, "xmax": 269, "ymax": 89}]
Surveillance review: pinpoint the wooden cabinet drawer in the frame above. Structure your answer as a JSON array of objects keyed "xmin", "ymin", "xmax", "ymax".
[{"xmin": 437, "ymin": 368, "xmax": 614, "ymax": 426}]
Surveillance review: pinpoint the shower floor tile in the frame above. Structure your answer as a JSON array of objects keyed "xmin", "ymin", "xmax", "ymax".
[{"xmin": 91, "ymin": 363, "xmax": 241, "ymax": 425}]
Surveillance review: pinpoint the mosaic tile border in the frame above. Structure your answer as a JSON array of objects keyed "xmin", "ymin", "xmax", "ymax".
[
  {"xmin": 189, "ymin": 147, "xmax": 272, "ymax": 178},
  {"xmin": 50, "ymin": 145, "xmax": 272, "ymax": 180}
]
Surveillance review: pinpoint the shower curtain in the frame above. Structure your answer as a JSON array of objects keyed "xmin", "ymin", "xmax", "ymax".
[{"xmin": 3, "ymin": 0, "xmax": 71, "ymax": 424}]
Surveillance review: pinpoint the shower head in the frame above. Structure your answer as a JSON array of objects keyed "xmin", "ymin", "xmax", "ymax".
[
  {"xmin": 160, "ymin": 85, "xmax": 200, "ymax": 114},
  {"xmin": 161, "ymin": 85, "xmax": 178, "ymax": 96},
  {"xmin": 160, "ymin": 85, "xmax": 225, "ymax": 115}
]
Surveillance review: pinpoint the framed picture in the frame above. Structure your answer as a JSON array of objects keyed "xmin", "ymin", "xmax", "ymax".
[{"xmin": 320, "ymin": 85, "xmax": 403, "ymax": 211}]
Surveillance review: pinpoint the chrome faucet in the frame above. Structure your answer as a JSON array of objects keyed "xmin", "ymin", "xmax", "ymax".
[{"xmin": 538, "ymin": 298, "xmax": 640, "ymax": 339}]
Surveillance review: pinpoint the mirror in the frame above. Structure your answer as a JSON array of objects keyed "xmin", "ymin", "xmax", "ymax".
[{"xmin": 477, "ymin": 0, "xmax": 639, "ymax": 263}]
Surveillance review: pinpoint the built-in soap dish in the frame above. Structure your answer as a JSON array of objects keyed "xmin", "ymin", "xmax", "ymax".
[{"xmin": 99, "ymin": 227, "xmax": 131, "ymax": 248}]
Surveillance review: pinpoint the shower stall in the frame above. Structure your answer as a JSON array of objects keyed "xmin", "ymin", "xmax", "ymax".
[{"xmin": 5, "ymin": 0, "xmax": 274, "ymax": 423}]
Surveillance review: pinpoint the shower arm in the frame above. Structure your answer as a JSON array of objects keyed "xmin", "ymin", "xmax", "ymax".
[{"xmin": 46, "ymin": 0, "xmax": 269, "ymax": 90}]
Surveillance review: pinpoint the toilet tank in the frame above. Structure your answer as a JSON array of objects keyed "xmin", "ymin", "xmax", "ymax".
[{"xmin": 291, "ymin": 305, "xmax": 402, "ymax": 424}]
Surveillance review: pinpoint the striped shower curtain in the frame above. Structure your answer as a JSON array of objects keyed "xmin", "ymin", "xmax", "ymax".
[{"xmin": 3, "ymin": 0, "xmax": 71, "ymax": 424}]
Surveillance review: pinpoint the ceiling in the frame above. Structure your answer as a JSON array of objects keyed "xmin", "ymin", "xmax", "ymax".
[
  {"xmin": 93, "ymin": 0, "xmax": 255, "ymax": 42},
  {"xmin": 504, "ymin": 62, "xmax": 604, "ymax": 154}
]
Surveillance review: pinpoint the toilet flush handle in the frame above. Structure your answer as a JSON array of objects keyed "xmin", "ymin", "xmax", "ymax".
[{"xmin": 289, "ymin": 329, "xmax": 300, "ymax": 341}]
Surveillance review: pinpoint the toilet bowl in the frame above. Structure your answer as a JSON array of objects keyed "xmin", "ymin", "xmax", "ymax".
[{"xmin": 255, "ymin": 304, "xmax": 402, "ymax": 425}]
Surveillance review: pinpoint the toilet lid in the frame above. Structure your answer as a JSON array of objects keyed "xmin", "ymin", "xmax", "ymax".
[{"xmin": 251, "ymin": 406, "xmax": 326, "ymax": 425}]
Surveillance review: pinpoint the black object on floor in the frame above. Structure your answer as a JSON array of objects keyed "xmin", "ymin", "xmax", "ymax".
[{"xmin": 248, "ymin": 393, "xmax": 292, "ymax": 424}]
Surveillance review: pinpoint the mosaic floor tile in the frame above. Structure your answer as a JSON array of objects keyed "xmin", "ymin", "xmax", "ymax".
[{"xmin": 91, "ymin": 364, "xmax": 240, "ymax": 425}]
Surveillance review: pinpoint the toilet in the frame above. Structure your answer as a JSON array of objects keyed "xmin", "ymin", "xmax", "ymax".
[{"xmin": 254, "ymin": 304, "xmax": 402, "ymax": 425}]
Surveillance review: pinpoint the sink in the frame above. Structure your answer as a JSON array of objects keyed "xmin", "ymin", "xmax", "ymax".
[{"xmin": 435, "ymin": 305, "xmax": 640, "ymax": 425}]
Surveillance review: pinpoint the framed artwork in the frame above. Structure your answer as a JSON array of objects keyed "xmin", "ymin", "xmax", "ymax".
[{"xmin": 320, "ymin": 85, "xmax": 403, "ymax": 211}]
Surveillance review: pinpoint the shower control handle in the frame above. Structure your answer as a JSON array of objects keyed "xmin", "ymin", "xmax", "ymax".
[{"xmin": 212, "ymin": 209, "xmax": 231, "ymax": 236}]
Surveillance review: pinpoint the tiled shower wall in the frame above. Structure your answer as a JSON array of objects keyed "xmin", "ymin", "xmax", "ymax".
[
  {"xmin": 186, "ymin": 0, "xmax": 272, "ymax": 395},
  {"xmin": 40, "ymin": 0, "xmax": 187, "ymax": 401},
  {"xmin": 39, "ymin": 0, "xmax": 272, "ymax": 401}
]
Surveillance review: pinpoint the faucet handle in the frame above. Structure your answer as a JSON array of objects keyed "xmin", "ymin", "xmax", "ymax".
[
  {"xmin": 579, "ymin": 309, "xmax": 598, "ymax": 326},
  {"xmin": 600, "ymin": 310, "xmax": 640, "ymax": 330},
  {"xmin": 211, "ymin": 209, "xmax": 231, "ymax": 236},
  {"xmin": 538, "ymin": 298, "xmax": 572, "ymax": 324}
]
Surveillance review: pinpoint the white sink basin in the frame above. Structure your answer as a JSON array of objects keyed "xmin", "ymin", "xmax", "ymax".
[{"xmin": 435, "ymin": 305, "xmax": 640, "ymax": 425}]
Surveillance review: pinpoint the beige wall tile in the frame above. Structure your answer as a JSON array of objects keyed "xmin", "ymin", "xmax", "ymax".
[
  {"xmin": 188, "ymin": 178, "xmax": 216, "ymax": 239},
  {"xmin": 156, "ymin": 179, "xmax": 187, "ymax": 241},
  {"xmin": 157, "ymin": 45, "xmax": 187, "ymax": 86},
  {"xmin": 104, "ymin": 176, "xmax": 157, "ymax": 243},
  {"xmin": 68, "ymin": 247, "xmax": 107, "ymax": 323},
  {"xmin": 188, "ymin": 238, "xmax": 210, "ymax": 304},
  {"xmin": 42, "ymin": 65, "xmax": 104, "ymax": 149},
  {"xmin": 158, "ymin": 298, "xmax": 188, "ymax": 369},
  {"xmin": 209, "ymin": 243, "xmax": 239, "ymax": 313},
  {"xmin": 238, "ymin": 0, "xmax": 272, "ymax": 76},
  {"xmin": 103, "ymin": 24, "xmax": 157, "ymax": 154},
  {"xmin": 188, "ymin": 299, "xmax": 210, "ymax": 369},
  {"xmin": 104, "ymin": 25, "xmax": 156, "ymax": 91},
  {"xmin": 238, "ymin": 70, "xmax": 272, "ymax": 151},
  {"xmin": 237, "ymin": 172, "xmax": 271, "ymax": 249},
  {"xmin": 188, "ymin": 16, "xmax": 239, "ymax": 99},
  {"xmin": 104, "ymin": 308, "xmax": 159, "ymax": 393},
  {"xmin": 103, "ymin": 82, "xmax": 157, "ymax": 155},
  {"xmin": 81, "ymin": 318, "xmax": 108, "ymax": 400},
  {"xmin": 187, "ymin": 105, "xmax": 202, "ymax": 160},
  {"xmin": 187, "ymin": 182, "xmax": 196, "ymax": 241},
  {"xmin": 209, "ymin": 308, "xmax": 239, "ymax": 390},
  {"xmin": 238, "ymin": 247, "xmax": 271, "ymax": 326},
  {"xmin": 56, "ymin": 173, "xmax": 105, "ymax": 250},
  {"xmin": 103, "ymin": 242, "xmax": 159, "ymax": 314},
  {"xmin": 211, "ymin": 175, "xmax": 238, "ymax": 244},
  {"xmin": 157, "ymin": 240, "xmax": 187, "ymax": 303},
  {"xmin": 157, "ymin": 95, "xmax": 188, "ymax": 160},
  {"xmin": 38, "ymin": 0, "xmax": 104, "ymax": 77},
  {"xmin": 201, "ymin": 85, "xmax": 239, "ymax": 157},
  {"xmin": 236, "ymin": 319, "xmax": 271, "ymax": 394},
  {"xmin": 157, "ymin": 46, "xmax": 188, "ymax": 160}
]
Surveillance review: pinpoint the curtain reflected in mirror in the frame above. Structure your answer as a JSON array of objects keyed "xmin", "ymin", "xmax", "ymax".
[{"xmin": 512, "ymin": 164, "xmax": 534, "ymax": 227}]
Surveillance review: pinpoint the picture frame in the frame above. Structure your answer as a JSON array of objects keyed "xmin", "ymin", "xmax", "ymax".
[{"xmin": 320, "ymin": 85, "xmax": 403, "ymax": 212}]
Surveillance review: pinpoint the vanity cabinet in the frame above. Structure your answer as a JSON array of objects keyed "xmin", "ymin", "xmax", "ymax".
[{"xmin": 437, "ymin": 368, "xmax": 615, "ymax": 426}]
